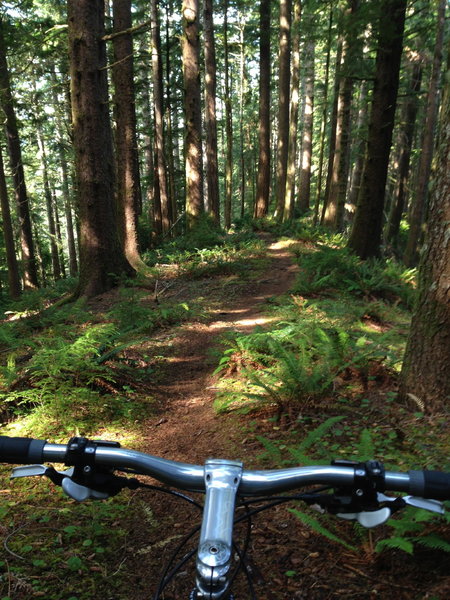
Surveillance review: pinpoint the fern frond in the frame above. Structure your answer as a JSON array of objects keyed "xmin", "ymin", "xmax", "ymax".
[
  {"xmin": 290, "ymin": 508, "xmax": 357, "ymax": 551},
  {"xmin": 256, "ymin": 436, "xmax": 283, "ymax": 462},
  {"xmin": 296, "ymin": 416, "xmax": 344, "ymax": 455},
  {"xmin": 415, "ymin": 534, "xmax": 450, "ymax": 553},
  {"xmin": 375, "ymin": 537, "xmax": 414, "ymax": 554},
  {"xmin": 356, "ymin": 428, "xmax": 375, "ymax": 462}
]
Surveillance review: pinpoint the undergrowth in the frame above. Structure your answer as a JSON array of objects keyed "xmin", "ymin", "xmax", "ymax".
[
  {"xmin": 212, "ymin": 229, "xmax": 449, "ymax": 562},
  {"xmin": 0, "ymin": 221, "xmax": 448, "ymax": 597}
]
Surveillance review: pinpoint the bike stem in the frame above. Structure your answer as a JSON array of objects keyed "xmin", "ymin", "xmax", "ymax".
[{"xmin": 196, "ymin": 459, "xmax": 243, "ymax": 599}]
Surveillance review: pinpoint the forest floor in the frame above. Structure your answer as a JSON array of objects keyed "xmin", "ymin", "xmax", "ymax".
[
  {"xmin": 111, "ymin": 236, "xmax": 449, "ymax": 600},
  {"xmin": 1, "ymin": 235, "xmax": 449, "ymax": 600}
]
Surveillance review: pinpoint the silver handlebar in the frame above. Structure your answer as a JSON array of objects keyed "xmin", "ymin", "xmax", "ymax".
[{"xmin": 41, "ymin": 443, "xmax": 411, "ymax": 495}]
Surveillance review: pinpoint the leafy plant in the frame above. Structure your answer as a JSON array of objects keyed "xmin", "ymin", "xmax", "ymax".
[
  {"xmin": 293, "ymin": 246, "xmax": 416, "ymax": 308},
  {"xmin": 375, "ymin": 507, "xmax": 450, "ymax": 555},
  {"xmin": 290, "ymin": 508, "xmax": 357, "ymax": 552}
]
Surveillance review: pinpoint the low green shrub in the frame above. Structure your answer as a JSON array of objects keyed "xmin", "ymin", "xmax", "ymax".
[
  {"xmin": 293, "ymin": 246, "xmax": 416, "ymax": 308},
  {"xmin": 214, "ymin": 321, "xmax": 388, "ymax": 414}
]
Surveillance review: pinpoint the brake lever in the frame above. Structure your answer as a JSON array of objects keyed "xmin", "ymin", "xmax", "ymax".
[
  {"xmin": 10, "ymin": 465, "xmax": 109, "ymax": 501},
  {"xmin": 336, "ymin": 492, "xmax": 445, "ymax": 528}
]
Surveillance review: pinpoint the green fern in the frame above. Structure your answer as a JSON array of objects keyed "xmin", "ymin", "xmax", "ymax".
[
  {"xmin": 255, "ymin": 436, "xmax": 283, "ymax": 463},
  {"xmin": 415, "ymin": 534, "xmax": 450, "ymax": 553},
  {"xmin": 290, "ymin": 508, "xmax": 357, "ymax": 552},
  {"xmin": 356, "ymin": 428, "xmax": 375, "ymax": 462},
  {"xmin": 288, "ymin": 416, "xmax": 344, "ymax": 465},
  {"xmin": 375, "ymin": 536, "xmax": 414, "ymax": 554},
  {"xmin": 376, "ymin": 507, "xmax": 450, "ymax": 556}
]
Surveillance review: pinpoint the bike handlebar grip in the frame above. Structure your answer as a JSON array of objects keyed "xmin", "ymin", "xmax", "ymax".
[
  {"xmin": 0, "ymin": 436, "xmax": 46, "ymax": 464},
  {"xmin": 409, "ymin": 470, "xmax": 450, "ymax": 500}
]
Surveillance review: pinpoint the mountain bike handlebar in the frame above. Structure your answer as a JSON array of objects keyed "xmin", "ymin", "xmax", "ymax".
[
  {"xmin": 1, "ymin": 435, "xmax": 449, "ymax": 599},
  {"xmin": 1, "ymin": 435, "xmax": 449, "ymax": 499}
]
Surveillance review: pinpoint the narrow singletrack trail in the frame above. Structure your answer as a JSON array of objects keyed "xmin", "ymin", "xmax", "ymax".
[{"xmin": 139, "ymin": 238, "xmax": 299, "ymax": 463}]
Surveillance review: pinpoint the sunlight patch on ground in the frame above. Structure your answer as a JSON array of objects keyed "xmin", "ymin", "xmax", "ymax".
[
  {"xmin": 268, "ymin": 239, "xmax": 300, "ymax": 250},
  {"xmin": 207, "ymin": 315, "xmax": 275, "ymax": 330},
  {"xmin": 210, "ymin": 308, "xmax": 248, "ymax": 316},
  {"xmin": 166, "ymin": 355, "xmax": 204, "ymax": 364}
]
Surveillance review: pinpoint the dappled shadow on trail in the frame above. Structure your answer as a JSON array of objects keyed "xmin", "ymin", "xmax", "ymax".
[
  {"xmin": 122, "ymin": 238, "xmax": 449, "ymax": 600},
  {"xmin": 138, "ymin": 239, "xmax": 299, "ymax": 462}
]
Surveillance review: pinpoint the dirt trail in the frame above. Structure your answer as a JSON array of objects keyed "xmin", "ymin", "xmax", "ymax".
[
  {"xmin": 140, "ymin": 239, "xmax": 299, "ymax": 463},
  {"xmin": 126, "ymin": 239, "xmax": 450, "ymax": 600}
]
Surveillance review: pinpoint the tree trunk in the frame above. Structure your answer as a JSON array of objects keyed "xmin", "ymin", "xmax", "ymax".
[
  {"xmin": 0, "ymin": 142, "xmax": 21, "ymax": 298},
  {"xmin": 149, "ymin": 0, "xmax": 171, "ymax": 236},
  {"xmin": 283, "ymin": 0, "xmax": 301, "ymax": 222},
  {"xmin": 323, "ymin": 0, "xmax": 359, "ymax": 230},
  {"xmin": 165, "ymin": 0, "xmax": 178, "ymax": 228},
  {"xmin": 203, "ymin": 0, "xmax": 220, "ymax": 225},
  {"xmin": 399, "ymin": 42, "xmax": 450, "ymax": 412},
  {"xmin": 313, "ymin": 5, "xmax": 333, "ymax": 225},
  {"xmin": 238, "ymin": 18, "xmax": 246, "ymax": 219},
  {"xmin": 34, "ymin": 108, "xmax": 62, "ymax": 281},
  {"xmin": 0, "ymin": 18, "xmax": 39, "ymax": 290},
  {"xmin": 403, "ymin": 0, "xmax": 446, "ymax": 267},
  {"xmin": 50, "ymin": 68, "xmax": 78, "ymax": 276},
  {"xmin": 68, "ymin": 0, "xmax": 134, "ymax": 298},
  {"xmin": 182, "ymin": 0, "xmax": 204, "ymax": 228},
  {"xmin": 347, "ymin": 81, "xmax": 368, "ymax": 217},
  {"xmin": 385, "ymin": 58, "xmax": 422, "ymax": 246},
  {"xmin": 347, "ymin": 0, "xmax": 407, "ymax": 259},
  {"xmin": 112, "ymin": 0, "xmax": 145, "ymax": 267},
  {"xmin": 320, "ymin": 39, "xmax": 343, "ymax": 225},
  {"xmin": 223, "ymin": 0, "xmax": 233, "ymax": 229},
  {"xmin": 53, "ymin": 192, "xmax": 66, "ymax": 278},
  {"xmin": 297, "ymin": 38, "xmax": 315, "ymax": 215},
  {"xmin": 274, "ymin": 0, "xmax": 291, "ymax": 220},
  {"xmin": 254, "ymin": 0, "xmax": 271, "ymax": 219}
]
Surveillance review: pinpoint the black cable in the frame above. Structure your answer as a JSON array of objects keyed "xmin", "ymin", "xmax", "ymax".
[
  {"xmin": 233, "ymin": 488, "xmax": 333, "ymax": 524},
  {"xmin": 153, "ymin": 524, "xmax": 201, "ymax": 599},
  {"xmin": 152, "ymin": 486, "xmax": 333, "ymax": 598},
  {"xmin": 137, "ymin": 482, "xmax": 203, "ymax": 511}
]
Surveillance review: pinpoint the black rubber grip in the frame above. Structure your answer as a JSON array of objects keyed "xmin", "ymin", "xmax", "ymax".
[
  {"xmin": 409, "ymin": 470, "xmax": 450, "ymax": 500},
  {"xmin": 0, "ymin": 436, "xmax": 46, "ymax": 464}
]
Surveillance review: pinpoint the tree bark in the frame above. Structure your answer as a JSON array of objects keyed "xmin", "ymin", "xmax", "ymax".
[
  {"xmin": 53, "ymin": 191, "xmax": 66, "ymax": 278},
  {"xmin": 182, "ymin": 0, "xmax": 204, "ymax": 228},
  {"xmin": 68, "ymin": 0, "xmax": 134, "ymax": 298},
  {"xmin": 347, "ymin": 81, "xmax": 368, "ymax": 217},
  {"xmin": 320, "ymin": 39, "xmax": 343, "ymax": 225},
  {"xmin": 323, "ymin": 0, "xmax": 359, "ymax": 230},
  {"xmin": 51, "ymin": 69, "xmax": 78, "ymax": 277},
  {"xmin": 203, "ymin": 0, "xmax": 220, "ymax": 225},
  {"xmin": 254, "ymin": 0, "xmax": 271, "ymax": 219},
  {"xmin": 403, "ymin": 0, "xmax": 446, "ymax": 267},
  {"xmin": 313, "ymin": 5, "xmax": 333, "ymax": 225},
  {"xmin": 347, "ymin": 0, "xmax": 407, "ymax": 259},
  {"xmin": 149, "ymin": 0, "xmax": 171, "ymax": 236},
  {"xmin": 164, "ymin": 1, "xmax": 177, "ymax": 228},
  {"xmin": 0, "ymin": 142, "xmax": 21, "ymax": 298},
  {"xmin": 399, "ymin": 42, "xmax": 450, "ymax": 412},
  {"xmin": 112, "ymin": 0, "xmax": 145, "ymax": 268},
  {"xmin": 385, "ymin": 58, "xmax": 422, "ymax": 246},
  {"xmin": 274, "ymin": 0, "xmax": 291, "ymax": 220},
  {"xmin": 283, "ymin": 0, "xmax": 301, "ymax": 221},
  {"xmin": 223, "ymin": 0, "xmax": 233, "ymax": 229},
  {"xmin": 35, "ymin": 119, "xmax": 62, "ymax": 280},
  {"xmin": 297, "ymin": 38, "xmax": 315, "ymax": 215},
  {"xmin": 0, "ymin": 18, "xmax": 39, "ymax": 289}
]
